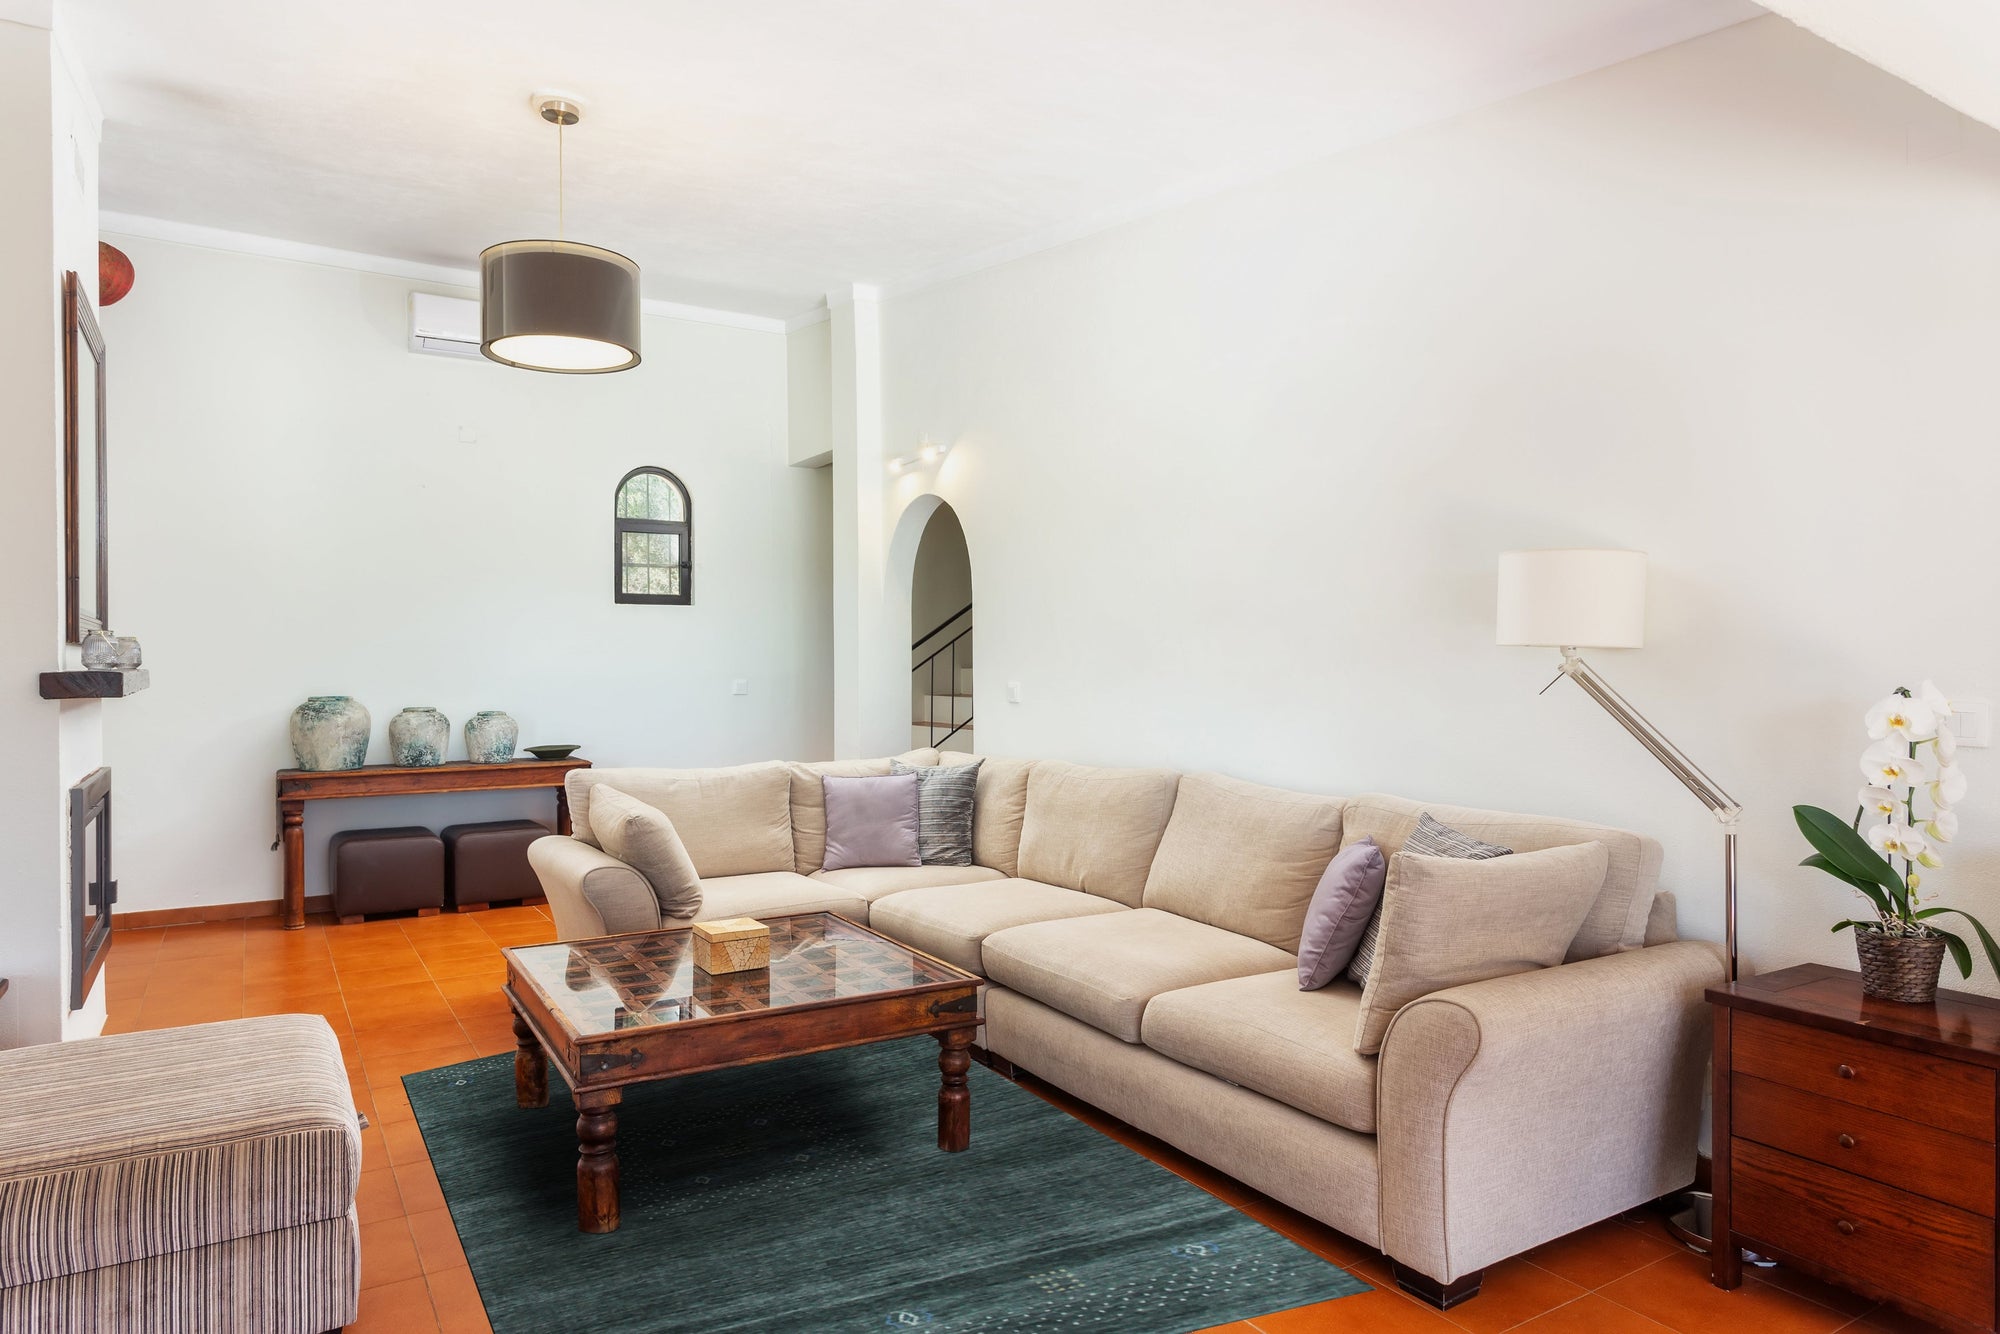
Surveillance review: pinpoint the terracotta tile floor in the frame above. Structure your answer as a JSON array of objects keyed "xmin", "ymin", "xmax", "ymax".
[{"xmin": 102, "ymin": 910, "xmax": 1943, "ymax": 1334}]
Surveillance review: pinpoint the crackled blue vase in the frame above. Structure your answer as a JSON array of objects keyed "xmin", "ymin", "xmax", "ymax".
[
  {"xmin": 288, "ymin": 696, "xmax": 370, "ymax": 771},
  {"xmin": 464, "ymin": 710, "xmax": 519, "ymax": 764},
  {"xmin": 389, "ymin": 707, "xmax": 450, "ymax": 767}
]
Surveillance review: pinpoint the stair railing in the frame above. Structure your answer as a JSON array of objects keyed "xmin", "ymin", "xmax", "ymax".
[{"xmin": 912, "ymin": 604, "xmax": 972, "ymax": 748}]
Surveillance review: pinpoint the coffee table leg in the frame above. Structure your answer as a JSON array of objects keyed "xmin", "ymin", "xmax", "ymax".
[
  {"xmin": 512, "ymin": 1010, "xmax": 548, "ymax": 1109},
  {"xmin": 937, "ymin": 1027, "xmax": 972, "ymax": 1152},
  {"xmin": 576, "ymin": 1089, "xmax": 622, "ymax": 1233}
]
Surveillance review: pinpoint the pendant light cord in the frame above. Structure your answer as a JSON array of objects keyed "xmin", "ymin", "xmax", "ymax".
[{"xmin": 557, "ymin": 116, "xmax": 566, "ymax": 242}]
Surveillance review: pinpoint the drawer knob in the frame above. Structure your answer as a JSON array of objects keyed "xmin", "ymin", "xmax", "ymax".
[
  {"xmin": 1835, "ymin": 1220, "xmax": 1857, "ymax": 1236},
  {"xmin": 1836, "ymin": 1064, "xmax": 1856, "ymax": 1080},
  {"xmin": 1838, "ymin": 1133, "xmax": 1857, "ymax": 1149}
]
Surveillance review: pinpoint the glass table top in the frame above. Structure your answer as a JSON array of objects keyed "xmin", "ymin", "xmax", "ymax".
[{"xmin": 507, "ymin": 912, "xmax": 972, "ymax": 1039}]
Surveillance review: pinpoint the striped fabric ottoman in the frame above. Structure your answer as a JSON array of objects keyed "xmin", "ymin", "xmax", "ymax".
[{"xmin": 0, "ymin": 1014, "xmax": 361, "ymax": 1333}]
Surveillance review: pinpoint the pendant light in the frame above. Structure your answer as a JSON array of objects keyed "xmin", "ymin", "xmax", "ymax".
[{"xmin": 481, "ymin": 95, "xmax": 641, "ymax": 373}]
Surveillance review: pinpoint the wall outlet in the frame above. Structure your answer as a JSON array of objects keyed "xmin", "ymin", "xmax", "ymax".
[
  {"xmin": 731, "ymin": 678, "xmax": 749, "ymax": 696},
  {"xmin": 1006, "ymin": 681, "xmax": 1022, "ymax": 704},
  {"xmin": 1946, "ymin": 698, "xmax": 1992, "ymax": 748}
]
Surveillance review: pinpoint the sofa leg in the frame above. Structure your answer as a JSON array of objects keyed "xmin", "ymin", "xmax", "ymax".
[{"xmin": 1393, "ymin": 1262, "xmax": 1483, "ymax": 1309}]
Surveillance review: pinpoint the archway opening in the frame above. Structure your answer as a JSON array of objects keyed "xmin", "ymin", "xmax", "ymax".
[{"xmin": 910, "ymin": 503, "xmax": 973, "ymax": 752}]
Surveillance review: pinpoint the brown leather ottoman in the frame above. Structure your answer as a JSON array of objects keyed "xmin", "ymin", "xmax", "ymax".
[
  {"xmin": 441, "ymin": 819, "xmax": 551, "ymax": 913},
  {"xmin": 328, "ymin": 826, "xmax": 443, "ymax": 925}
]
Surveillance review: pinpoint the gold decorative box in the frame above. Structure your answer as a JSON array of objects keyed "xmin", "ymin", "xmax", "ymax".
[{"xmin": 690, "ymin": 917, "xmax": 771, "ymax": 974}]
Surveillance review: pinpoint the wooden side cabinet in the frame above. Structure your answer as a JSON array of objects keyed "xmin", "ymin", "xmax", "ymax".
[{"xmin": 1711, "ymin": 965, "xmax": 2000, "ymax": 1333}]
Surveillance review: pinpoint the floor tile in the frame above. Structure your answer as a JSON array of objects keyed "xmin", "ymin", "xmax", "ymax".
[
  {"xmin": 1599, "ymin": 1253, "xmax": 1854, "ymax": 1334},
  {"xmin": 1527, "ymin": 1219, "xmax": 1682, "ymax": 1290},
  {"xmin": 392, "ymin": 1159, "xmax": 448, "ymax": 1214},
  {"xmin": 359, "ymin": 1217, "xmax": 424, "ymax": 1289},
  {"xmin": 351, "ymin": 1274, "xmax": 440, "ymax": 1333},
  {"xmin": 425, "ymin": 1265, "xmax": 494, "ymax": 1334},
  {"xmin": 1753, "ymin": 1262, "xmax": 1877, "ymax": 1318},
  {"xmin": 364, "ymin": 1042, "xmax": 480, "ymax": 1086},
  {"xmin": 1839, "ymin": 1302, "xmax": 1950, "ymax": 1331},
  {"xmin": 383, "ymin": 1116, "xmax": 433, "ymax": 1167},
  {"xmin": 407, "ymin": 1208, "xmax": 469, "ymax": 1273},
  {"xmin": 1440, "ymin": 1259, "xmax": 1588, "ymax": 1334},
  {"xmin": 1508, "ymin": 1293, "xmax": 1676, "ymax": 1331},
  {"xmin": 354, "ymin": 1020, "xmax": 472, "ymax": 1060},
  {"xmin": 356, "ymin": 1168, "xmax": 404, "ymax": 1225}
]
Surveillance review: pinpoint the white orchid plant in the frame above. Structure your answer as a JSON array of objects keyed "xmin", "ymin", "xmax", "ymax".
[{"xmin": 1795, "ymin": 682, "xmax": 1999, "ymax": 981}]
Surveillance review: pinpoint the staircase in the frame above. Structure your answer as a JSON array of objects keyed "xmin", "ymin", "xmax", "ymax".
[{"xmin": 912, "ymin": 604, "xmax": 973, "ymax": 752}]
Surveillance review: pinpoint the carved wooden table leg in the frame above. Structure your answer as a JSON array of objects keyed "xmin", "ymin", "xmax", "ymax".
[
  {"xmin": 937, "ymin": 1027, "xmax": 972, "ymax": 1152},
  {"xmin": 513, "ymin": 1010, "xmax": 548, "ymax": 1109},
  {"xmin": 280, "ymin": 799, "xmax": 306, "ymax": 930},
  {"xmin": 576, "ymin": 1088, "xmax": 622, "ymax": 1233}
]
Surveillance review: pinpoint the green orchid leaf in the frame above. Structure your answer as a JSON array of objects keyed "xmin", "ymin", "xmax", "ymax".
[
  {"xmin": 1931, "ymin": 928, "xmax": 1973, "ymax": 978},
  {"xmin": 1802, "ymin": 855, "xmax": 1891, "ymax": 916},
  {"xmin": 1795, "ymin": 805, "xmax": 1907, "ymax": 905},
  {"xmin": 1926, "ymin": 910, "xmax": 2000, "ymax": 983},
  {"xmin": 1829, "ymin": 920, "xmax": 1873, "ymax": 934}
]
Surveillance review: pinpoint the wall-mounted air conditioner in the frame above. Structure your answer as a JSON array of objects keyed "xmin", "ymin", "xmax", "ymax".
[{"xmin": 409, "ymin": 292, "xmax": 483, "ymax": 359}]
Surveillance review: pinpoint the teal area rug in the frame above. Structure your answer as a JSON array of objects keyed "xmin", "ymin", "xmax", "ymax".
[{"xmin": 405, "ymin": 1039, "xmax": 1367, "ymax": 1332}]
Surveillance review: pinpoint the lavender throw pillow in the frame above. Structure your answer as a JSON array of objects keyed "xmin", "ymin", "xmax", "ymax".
[
  {"xmin": 1297, "ymin": 839, "xmax": 1389, "ymax": 990},
  {"xmin": 821, "ymin": 773, "xmax": 921, "ymax": 872}
]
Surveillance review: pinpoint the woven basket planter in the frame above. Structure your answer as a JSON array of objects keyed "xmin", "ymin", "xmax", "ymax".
[{"xmin": 1854, "ymin": 929, "xmax": 1947, "ymax": 1004}]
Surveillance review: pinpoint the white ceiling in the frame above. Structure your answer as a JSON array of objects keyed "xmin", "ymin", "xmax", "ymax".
[
  {"xmin": 66, "ymin": 0, "xmax": 1760, "ymax": 322},
  {"xmin": 1754, "ymin": 0, "xmax": 2000, "ymax": 134}
]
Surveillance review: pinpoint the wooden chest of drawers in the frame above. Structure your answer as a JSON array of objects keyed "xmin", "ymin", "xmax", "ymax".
[{"xmin": 1712, "ymin": 965, "xmax": 2000, "ymax": 1333}]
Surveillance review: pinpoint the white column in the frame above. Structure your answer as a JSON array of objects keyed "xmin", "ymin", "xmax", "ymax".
[
  {"xmin": 828, "ymin": 284, "xmax": 893, "ymax": 757},
  {"xmin": 0, "ymin": 10, "xmax": 104, "ymax": 1046}
]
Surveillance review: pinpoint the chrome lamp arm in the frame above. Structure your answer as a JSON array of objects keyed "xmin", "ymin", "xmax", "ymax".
[{"xmin": 1554, "ymin": 649, "xmax": 1742, "ymax": 982}]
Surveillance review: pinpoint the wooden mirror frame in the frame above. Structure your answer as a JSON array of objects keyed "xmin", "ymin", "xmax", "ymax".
[{"xmin": 64, "ymin": 270, "xmax": 107, "ymax": 644}]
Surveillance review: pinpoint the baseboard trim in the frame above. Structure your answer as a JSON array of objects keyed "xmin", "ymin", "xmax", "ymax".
[{"xmin": 114, "ymin": 896, "xmax": 327, "ymax": 929}]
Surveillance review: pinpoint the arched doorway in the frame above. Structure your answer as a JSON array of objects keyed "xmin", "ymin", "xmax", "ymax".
[{"xmin": 910, "ymin": 504, "xmax": 973, "ymax": 751}]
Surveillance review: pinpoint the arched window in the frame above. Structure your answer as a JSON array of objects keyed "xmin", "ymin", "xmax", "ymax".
[{"xmin": 613, "ymin": 467, "xmax": 692, "ymax": 605}]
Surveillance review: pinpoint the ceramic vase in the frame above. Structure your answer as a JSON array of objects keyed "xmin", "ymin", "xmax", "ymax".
[
  {"xmin": 289, "ymin": 696, "xmax": 371, "ymax": 771},
  {"xmin": 388, "ymin": 707, "xmax": 450, "ymax": 767},
  {"xmin": 464, "ymin": 710, "xmax": 519, "ymax": 764}
]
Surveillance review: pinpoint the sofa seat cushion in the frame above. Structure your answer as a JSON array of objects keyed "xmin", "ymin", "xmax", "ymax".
[
  {"xmin": 0, "ymin": 1014, "xmax": 359, "ymax": 1286},
  {"xmin": 811, "ymin": 864, "xmax": 1005, "ymax": 903},
  {"xmin": 869, "ymin": 878, "xmax": 1129, "ymax": 975},
  {"xmin": 699, "ymin": 871, "xmax": 870, "ymax": 924},
  {"xmin": 982, "ymin": 908, "xmax": 1296, "ymax": 1043},
  {"xmin": 1142, "ymin": 971, "xmax": 1378, "ymax": 1133}
]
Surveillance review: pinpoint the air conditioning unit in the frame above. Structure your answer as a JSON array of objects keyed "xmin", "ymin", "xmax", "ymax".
[{"xmin": 409, "ymin": 292, "xmax": 483, "ymax": 359}]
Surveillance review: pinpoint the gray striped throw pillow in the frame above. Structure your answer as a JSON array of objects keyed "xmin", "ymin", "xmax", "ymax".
[
  {"xmin": 1343, "ymin": 812, "xmax": 1513, "ymax": 990},
  {"xmin": 890, "ymin": 758, "xmax": 982, "ymax": 866}
]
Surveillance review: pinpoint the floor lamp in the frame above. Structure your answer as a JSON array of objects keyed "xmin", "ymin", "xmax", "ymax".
[{"xmin": 1496, "ymin": 548, "xmax": 1740, "ymax": 1251}]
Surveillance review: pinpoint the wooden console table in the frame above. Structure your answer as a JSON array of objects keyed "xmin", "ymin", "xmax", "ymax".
[{"xmin": 276, "ymin": 758, "xmax": 590, "ymax": 930}]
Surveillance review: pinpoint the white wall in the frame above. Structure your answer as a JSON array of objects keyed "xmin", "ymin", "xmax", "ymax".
[
  {"xmin": 876, "ymin": 17, "xmax": 2000, "ymax": 989},
  {"xmin": 100, "ymin": 237, "xmax": 832, "ymax": 912},
  {"xmin": 0, "ymin": 13, "xmax": 104, "ymax": 1047},
  {"xmin": 786, "ymin": 316, "xmax": 832, "ymax": 467}
]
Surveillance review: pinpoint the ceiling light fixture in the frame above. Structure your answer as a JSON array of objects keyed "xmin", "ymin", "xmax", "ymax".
[{"xmin": 480, "ymin": 94, "xmax": 640, "ymax": 374}]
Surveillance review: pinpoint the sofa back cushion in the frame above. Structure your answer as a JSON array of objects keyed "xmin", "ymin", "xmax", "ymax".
[
  {"xmin": 786, "ymin": 750, "xmax": 938, "ymax": 873},
  {"xmin": 586, "ymin": 785, "xmax": 704, "ymax": 920},
  {"xmin": 1340, "ymin": 793, "xmax": 1661, "ymax": 961},
  {"xmin": 566, "ymin": 763, "xmax": 793, "ymax": 878},
  {"xmin": 1016, "ymin": 761, "xmax": 1180, "ymax": 906},
  {"xmin": 934, "ymin": 753, "xmax": 1035, "ymax": 877},
  {"xmin": 1141, "ymin": 773, "xmax": 1344, "ymax": 951}
]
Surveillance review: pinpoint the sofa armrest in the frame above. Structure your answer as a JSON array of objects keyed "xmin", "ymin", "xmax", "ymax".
[
  {"xmin": 1376, "ymin": 940, "xmax": 1722, "ymax": 1283},
  {"xmin": 527, "ymin": 836, "xmax": 663, "ymax": 940}
]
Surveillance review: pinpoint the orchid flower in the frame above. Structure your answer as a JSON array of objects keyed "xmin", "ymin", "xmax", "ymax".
[
  {"xmin": 1935, "ymin": 726, "xmax": 1959, "ymax": 763},
  {"xmin": 1865, "ymin": 692, "xmax": 1938, "ymax": 742},
  {"xmin": 1857, "ymin": 786, "xmax": 1901, "ymax": 819},
  {"xmin": 1919, "ymin": 680, "xmax": 1954, "ymax": 722},
  {"xmin": 1868, "ymin": 821, "xmax": 1929, "ymax": 862},
  {"xmin": 1860, "ymin": 739, "xmax": 1926, "ymax": 789},
  {"xmin": 1931, "ymin": 763, "xmax": 1968, "ymax": 806},
  {"xmin": 1925, "ymin": 808, "xmax": 1959, "ymax": 844}
]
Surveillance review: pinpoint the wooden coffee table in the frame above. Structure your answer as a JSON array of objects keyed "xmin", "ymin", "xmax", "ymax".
[{"xmin": 502, "ymin": 911, "xmax": 981, "ymax": 1233}]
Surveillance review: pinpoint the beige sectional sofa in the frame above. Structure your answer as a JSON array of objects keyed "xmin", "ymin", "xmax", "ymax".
[{"xmin": 528, "ymin": 748, "xmax": 1722, "ymax": 1308}]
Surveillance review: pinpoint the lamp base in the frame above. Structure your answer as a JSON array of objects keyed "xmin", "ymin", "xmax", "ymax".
[{"xmin": 1662, "ymin": 1191, "xmax": 1774, "ymax": 1267}]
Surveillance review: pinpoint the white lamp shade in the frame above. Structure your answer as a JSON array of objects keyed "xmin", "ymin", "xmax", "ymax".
[{"xmin": 1496, "ymin": 549, "xmax": 1646, "ymax": 648}]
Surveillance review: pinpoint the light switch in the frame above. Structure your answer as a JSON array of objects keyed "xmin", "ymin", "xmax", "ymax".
[
  {"xmin": 1006, "ymin": 681, "xmax": 1022, "ymax": 704},
  {"xmin": 1946, "ymin": 698, "xmax": 1992, "ymax": 748},
  {"xmin": 457, "ymin": 425, "xmax": 478, "ymax": 443},
  {"xmin": 731, "ymin": 678, "xmax": 749, "ymax": 696}
]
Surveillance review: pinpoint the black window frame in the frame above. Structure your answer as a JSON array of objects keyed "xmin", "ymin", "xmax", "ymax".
[{"xmin": 613, "ymin": 466, "xmax": 693, "ymax": 605}]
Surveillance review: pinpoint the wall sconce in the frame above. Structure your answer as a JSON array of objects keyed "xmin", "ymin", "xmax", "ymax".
[{"xmin": 888, "ymin": 439, "xmax": 951, "ymax": 473}]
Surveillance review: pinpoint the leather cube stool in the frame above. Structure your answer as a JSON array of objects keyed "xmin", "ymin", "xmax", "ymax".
[
  {"xmin": 328, "ymin": 826, "xmax": 443, "ymax": 925},
  {"xmin": 441, "ymin": 819, "xmax": 551, "ymax": 912}
]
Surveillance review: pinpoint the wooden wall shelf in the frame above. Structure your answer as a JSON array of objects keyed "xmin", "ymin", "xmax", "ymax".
[{"xmin": 40, "ymin": 669, "xmax": 149, "ymax": 699}]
